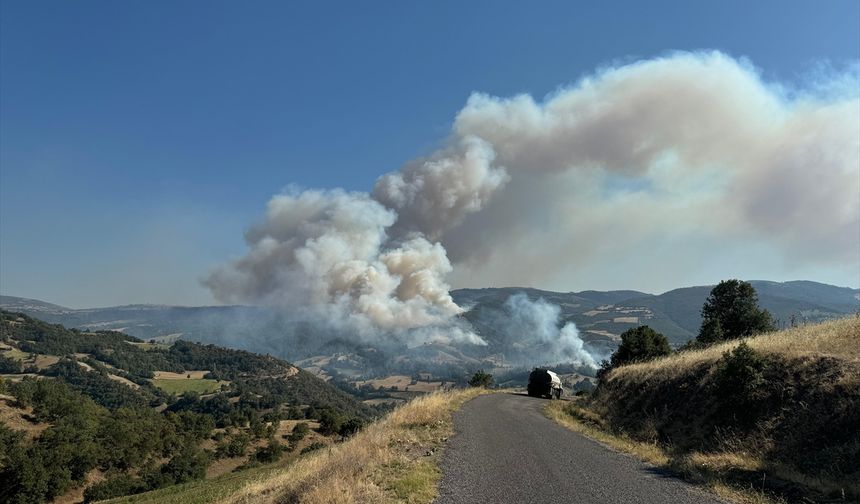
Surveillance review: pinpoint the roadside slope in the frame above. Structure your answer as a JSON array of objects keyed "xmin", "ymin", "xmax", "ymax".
[{"xmin": 553, "ymin": 317, "xmax": 860, "ymax": 503}]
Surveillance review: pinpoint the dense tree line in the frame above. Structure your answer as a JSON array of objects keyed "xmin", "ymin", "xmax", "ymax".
[
  {"xmin": 0, "ymin": 378, "xmax": 214, "ymax": 503},
  {"xmin": 43, "ymin": 358, "xmax": 156, "ymax": 409}
]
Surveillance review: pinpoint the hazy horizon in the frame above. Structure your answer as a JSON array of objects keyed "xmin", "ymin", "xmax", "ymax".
[{"xmin": 2, "ymin": 277, "xmax": 857, "ymax": 311}]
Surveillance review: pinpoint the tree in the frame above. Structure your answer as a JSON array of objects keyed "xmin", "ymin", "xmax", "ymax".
[
  {"xmin": 468, "ymin": 370, "xmax": 493, "ymax": 388},
  {"xmin": 696, "ymin": 280, "xmax": 775, "ymax": 344},
  {"xmin": 696, "ymin": 319, "xmax": 724, "ymax": 346},
  {"xmin": 317, "ymin": 409, "xmax": 343, "ymax": 436},
  {"xmin": 609, "ymin": 326, "xmax": 671, "ymax": 368},
  {"xmin": 159, "ymin": 445, "xmax": 209, "ymax": 485},
  {"xmin": 0, "ymin": 354, "xmax": 21, "ymax": 374}
]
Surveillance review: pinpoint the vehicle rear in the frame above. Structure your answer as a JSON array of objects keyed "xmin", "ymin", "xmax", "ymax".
[{"xmin": 527, "ymin": 368, "xmax": 563, "ymax": 399}]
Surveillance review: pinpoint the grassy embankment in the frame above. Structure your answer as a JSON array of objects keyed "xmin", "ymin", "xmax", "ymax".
[
  {"xmin": 547, "ymin": 316, "xmax": 860, "ymax": 504},
  {"xmin": 105, "ymin": 387, "xmax": 490, "ymax": 504}
]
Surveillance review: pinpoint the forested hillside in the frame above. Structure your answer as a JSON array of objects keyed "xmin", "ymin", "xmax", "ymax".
[{"xmin": 0, "ymin": 311, "xmax": 377, "ymax": 503}]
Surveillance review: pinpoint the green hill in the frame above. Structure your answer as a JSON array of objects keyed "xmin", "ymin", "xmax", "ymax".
[{"xmin": 0, "ymin": 310, "xmax": 376, "ymax": 503}]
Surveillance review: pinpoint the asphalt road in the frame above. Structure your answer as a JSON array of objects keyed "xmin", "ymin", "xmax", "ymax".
[{"xmin": 435, "ymin": 393, "xmax": 724, "ymax": 504}]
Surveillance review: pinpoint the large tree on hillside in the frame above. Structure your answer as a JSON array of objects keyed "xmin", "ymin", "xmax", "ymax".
[
  {"xmin": 696, "ymin": 280, "xmax": 775, "ymax": 345},
  {"xmin": 609, "ymin": 326, "xmax": 672, "ymax": 368}
]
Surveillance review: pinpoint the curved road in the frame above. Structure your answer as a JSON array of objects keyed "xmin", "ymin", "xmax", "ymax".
[{"xmin": 436, "ymin": 393, "xmax": 723, "ymax": 504}]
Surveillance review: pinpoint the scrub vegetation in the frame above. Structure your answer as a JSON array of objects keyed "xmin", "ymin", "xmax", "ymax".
[
  {"xmin": 0, "ymin": 311, "xmax": 378, "ymax": 503},
  {"xmin": 548, "ymin": 316, "xmax": 860, "ymax": 504}
]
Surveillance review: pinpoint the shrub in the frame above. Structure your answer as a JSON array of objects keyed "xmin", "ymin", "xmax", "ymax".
[
  {"xmin": 609, "ymin": 326, "xmax": 671, "ymax": 368},
  {"xmin": 0, "ymin": 354, "xmax": 22, "ymax": 373},
  {"xmin": 338, "ymin": 417, "xmax": 364, "ymax": 437},
  {"xmin": 468, "ymin": 370, "xmax": 493, "ymax": 388},
  {"xmin": 300, "ymin": 441, "xmax": 326, "ymax": 455},
  {"xmin": 216, "ymin": 432, "xmax": 249, "ymax": 459},
  {"xmin": 287, "ymin": 422, "xmax": 310, "ymax": 445},
  {"xmin": 713, "ymin": 341, "xmax": 769, "ymax": 425},
  {"xmin": 286, "ymin": 406, "xmax": 303, "ymax": 420},
  {"xmin": 83, "ymin": 474, "xmax": 145, "ymax": 502},
  {"xmin": 317, "ymin": 409, "xmax": 343, "ymax": 436},
  {"xmin": 253, "ymin": 439, "xmax": 284, "ymax": 463}
]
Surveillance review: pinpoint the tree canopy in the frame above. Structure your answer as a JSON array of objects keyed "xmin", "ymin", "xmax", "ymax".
[
  {"xmin": 696, "ymin": 280, "xmax": 775, "ymax": 345},
  {"xmin": 609, "ymin": 326, "xmax": 671, "ymax": 368},
  {"xmin": 468, "ymin": 370, "xmax": 493, "ymax": 388}
]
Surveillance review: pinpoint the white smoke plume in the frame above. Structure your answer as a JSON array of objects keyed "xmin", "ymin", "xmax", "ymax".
[
  {"xmin": 373, "ymin": 136, "xmax": 509, "ymax": 240},
  {"xmin": 502, "ymin": 294, "xmax": 598, "ymax": 369},
  {"xmin": 207, "ymin": 51, "xmax": 858, "ymax": 359},
  {"xmin": 204, "ymin": 188, "xmax": 483, "ymax": 345}
]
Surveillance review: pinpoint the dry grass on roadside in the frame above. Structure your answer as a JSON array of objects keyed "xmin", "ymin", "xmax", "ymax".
[
  {"xmin": 218, "ymin": 388, "xmax": 490, "ymax": 504},
  {"xmin": 545, "ymin": 400, "xmax": 781, "ymax": 504},
  {"xmin": 547, "ymin": 317, "xmax": 860, "ymax": 504},
  {"xmin": 612, "ymin": 316, "xmax": 860, "ymax": 382}
]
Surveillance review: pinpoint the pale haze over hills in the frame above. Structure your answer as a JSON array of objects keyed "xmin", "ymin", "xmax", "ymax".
[{"xmin": 4, "ymin": 279, "xmax": 857, "ymax": 378}]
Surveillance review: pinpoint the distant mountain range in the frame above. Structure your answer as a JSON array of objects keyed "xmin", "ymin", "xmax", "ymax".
[{"xmin": 2, "ymin": 280, "xmax": 857, "ymax": 376}]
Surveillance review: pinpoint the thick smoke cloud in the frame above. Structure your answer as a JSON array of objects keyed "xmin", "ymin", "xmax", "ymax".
[
  {"xmin": 443, "ymin": 52, "xmax": 859, "ymax": 285},
  {"xmin": 204, "ymin": 188, "xmax": 483, "ymax": 345},
  {"xmin": 502, "ymin": 294, "xmax": 597, "ymax": 368},
  {"xmin": 373, "ymin": 137, "xmax": 509, "ymax": 240},
  {"xmin": 207, "ymin": 51, "xmax": 858, "ymax": 361}
]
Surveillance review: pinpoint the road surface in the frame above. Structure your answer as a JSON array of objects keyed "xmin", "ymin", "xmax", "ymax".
[{"xmin": 436, "ymin": 393, "xmax": 723, "ymax": 504}]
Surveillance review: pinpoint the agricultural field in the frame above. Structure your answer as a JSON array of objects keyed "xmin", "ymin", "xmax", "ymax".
[{"xmin": 150, "ymin": 378, "xmax": 227, "ymax": 394}]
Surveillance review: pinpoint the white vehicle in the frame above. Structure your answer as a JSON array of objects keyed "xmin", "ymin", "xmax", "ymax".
[{"xmin": 527, "ymin": 368, "xmax": 563, "ymax": 399}]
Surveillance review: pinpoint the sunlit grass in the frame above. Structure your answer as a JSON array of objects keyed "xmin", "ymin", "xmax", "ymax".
[
  {"xmin": 219, "ymin": 388, "xmax": 489, "ymax": 504},
  {"xmin": 546, "ymin": 317, "xmax": 860, "ymax": 504},
  {"xmin": 1, "ymin": 346, "xmax": 29, "ymax": 361},
  {"xmin": 610, "ymin": 316, "xmax": 860, "ymax": 383},
  {"xmin": 150, "ymin": 378, "xmax": 226, "ymax": 394},
  {"xmin": 104, "ymin": 388, "xmax": 490, "ymax": 504}
]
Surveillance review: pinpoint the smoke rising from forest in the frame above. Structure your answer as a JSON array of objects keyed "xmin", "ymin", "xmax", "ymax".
[{"xmin": 206, "ymin": 51, "xmax": 859, "ymax": 364}]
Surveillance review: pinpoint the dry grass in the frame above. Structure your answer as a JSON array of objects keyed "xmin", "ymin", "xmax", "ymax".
[
  {"xmin": 32, "ymin": 354, "xmax": 60, "ymax": 369},
  {"xmin": 611, "ymin": 316, "xmax": 860, "ymax": 382},
  {"xmin": 545, "ymin": 400, "xmax": 669, "ymax": 467},
  {"xmin": 548, "ymin": 317, "xmax": 860, "ymax": 504},
  {"xmin": 152, "ymin": 370, "xmax": 211, "ymax": 380},
  {"xmin": 2, "ymin": 346, "xmax": 29, "ymax": 361},
  {"xmin": 106, "ymin": 373, "xmax": 140, "ymax": 389},
  {"xmin": 0, "ymin": 393, "xmax": 49, "ymax": 440},
  {"xmin": 217, "ymin": 388, "xmax": 490, "ymax": 504},
  {"xmin": 406, "ymin": 381, "xmax": 443, "ymax": 393},
  {"xmin": 354, "ymin": 375, "xmax": 413, "ymax": 391},
  {"xmin": 150, "ymin": 378, "xmax": 227, "ymax": 394}
]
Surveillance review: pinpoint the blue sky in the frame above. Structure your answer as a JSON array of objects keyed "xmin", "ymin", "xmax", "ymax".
[{"xmin": 2, "ymin": 1, "xmax": 859, "ymax": 307}]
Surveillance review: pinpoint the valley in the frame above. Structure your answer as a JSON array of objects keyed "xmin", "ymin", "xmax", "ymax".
[{"xmin": 3, "ymin": 280, "xmax": 856, "ymax": 386}]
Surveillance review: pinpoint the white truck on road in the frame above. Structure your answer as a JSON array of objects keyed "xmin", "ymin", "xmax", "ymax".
[{"xmin": 527, "ymin": 368, "xmax": 563, "ymax": 399}]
